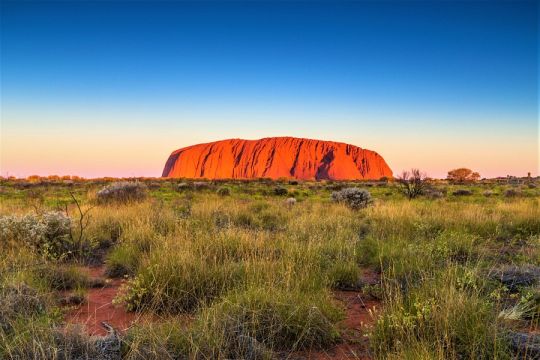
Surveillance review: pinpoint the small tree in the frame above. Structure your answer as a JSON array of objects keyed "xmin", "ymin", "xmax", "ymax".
[
  {"xmin": 447, "ymin": 168, "xmax": 480, "ymax": 183},
  {"xmin": 397, "ymin": 169, "xmax": 427, "ymax": 199}
]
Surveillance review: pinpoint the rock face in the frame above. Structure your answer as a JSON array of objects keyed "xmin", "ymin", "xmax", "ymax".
[{"xmin": 162, "ymin": 137, "xmax": 392, "ymax": 180}]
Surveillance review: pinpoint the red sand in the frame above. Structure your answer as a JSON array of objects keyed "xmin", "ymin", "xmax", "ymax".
[
  {"xmin": 162, "ymin": 137, "xmax": 393, "ymax": 180},
  {"xmin": 294, "ymin": 269, "xmax": 381, "ymax": 360},
  {"xmin": 63, "ymin": 267, "xmax": 137, "ymax": 336},
  {"xmin": 293, "ymin": 291, "xmax": 379, "ymax": 360},
  {"xmin": 64, "ymin": 266, "xmax": 381, "ymax": 359}
]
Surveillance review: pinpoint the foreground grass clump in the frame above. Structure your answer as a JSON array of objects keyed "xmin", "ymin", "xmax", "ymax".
[
  {"xmin": 0, "ymin": 283, "xmax": 47, "ymax": 334},
  {"xmin": 371, "ymin": 266, "xmax": 509, "ymax": 359},
  {"xmin": 38, "ymin": 264, "xmax": 91, "ymax": 291},
  {"xmin": 230, "ymin": 201, "xmax": 289, "ymax": 231},
  {"xmin": 105, "ymin": 244, "xmax": 141, "ymax": 278},
  {"xmin": 123, "ymin": 320, "xmax": 192, "ymax": 359},
  {"xmin": 193, "ymin": 288, "xmax": 342, "ymax": 357},
  {"xmin": 2, "ymin": 323, "xmax": 120, "ymax": 359},
  {"xmin": 119, "ymin": 254, "xmax": 247, "ymax": 313}
]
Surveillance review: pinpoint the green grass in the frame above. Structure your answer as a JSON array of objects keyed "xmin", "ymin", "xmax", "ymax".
[{"xmin": 0, "ymin": 177, "xmax": 538, "ymax": 359}]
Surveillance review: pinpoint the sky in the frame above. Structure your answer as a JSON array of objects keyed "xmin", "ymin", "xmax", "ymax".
[{"xmin": 1, "ymin": 1, "xmax": 538, "ymax": 179}]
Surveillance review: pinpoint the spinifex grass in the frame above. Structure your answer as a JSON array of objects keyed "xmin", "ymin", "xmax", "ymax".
[{"xmin": 0, "ymin": 178, "xmax": 538, "ymax": 358}]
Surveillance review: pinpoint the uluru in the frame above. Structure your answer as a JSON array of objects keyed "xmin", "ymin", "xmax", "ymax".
[{"xmin": 162, "ymin": 137, "xmax": 392, "ymax": 180}]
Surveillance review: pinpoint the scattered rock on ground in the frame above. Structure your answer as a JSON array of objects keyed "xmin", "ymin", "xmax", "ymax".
[
  {"xmin": 508, "ymin": 331, "xmax": 540, "ymax": 359},
  {"xmin": 490, "ymin": 265, "xmax": 540, "ymax": 291}
]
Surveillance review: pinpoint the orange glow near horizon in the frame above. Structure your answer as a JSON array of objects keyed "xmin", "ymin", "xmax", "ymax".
[{"xmin": 2, "ymin": 124, "xmax": 538, "ymax": 179}]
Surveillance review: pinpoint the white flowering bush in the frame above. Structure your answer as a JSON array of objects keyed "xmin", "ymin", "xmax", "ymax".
[
  {"xmin": 96, "ymin": 182, "xmax": 147, "ymax": 204},
  {"xmin": 0, "ymin": 211, "xmax": 72, "ymax": 260},
  {"xmin": 331, "ymin": 187, "xmax": 372, "ymax": 210},
  {"xmin": 285, "ymin": 197, "xmax": 297, "ymax": 208}
]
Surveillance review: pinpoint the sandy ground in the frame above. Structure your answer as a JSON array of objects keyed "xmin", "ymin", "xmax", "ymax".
[
  {"xmin": 63, "ymin": 266, "xmax": 381, "ymax": 359},
  {"xmin": 63, "ymin": 266, "xmax": 138, "ymax": 336}
]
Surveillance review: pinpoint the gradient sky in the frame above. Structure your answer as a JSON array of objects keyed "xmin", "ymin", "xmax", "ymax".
[{"xmin": 1, "ymin": 1, "xmax": 538, "ymax": 179}]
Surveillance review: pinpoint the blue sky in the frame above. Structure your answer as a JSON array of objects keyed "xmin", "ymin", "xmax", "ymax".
[{"xmin": 1, "ymin": 1, "xmax": 538, "ymax": 178}]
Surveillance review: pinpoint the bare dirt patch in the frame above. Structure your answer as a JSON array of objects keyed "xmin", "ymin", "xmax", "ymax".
[
  {"xmin": 63, "ymin": 266, "xmax": 139, "ymax": 336},
  {"xmin": 292, "ymin": 270, "xmax": 381, "ymax": 359}
]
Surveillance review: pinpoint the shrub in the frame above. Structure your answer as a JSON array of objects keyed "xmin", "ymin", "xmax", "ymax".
[
  {"xmin": 274, "ymin": 186, "xmax": 288, "ymax": 196},
  {"xmin": 397, "ymin": 169, "xmax": 428, "ymax": 199},
  {"xmin": 0, "ymin": 283, "xmax": 46, "ymax": 333},
  {"xmin": 193, "ymin": 182, "xmax": 210, "ymax": 191},
  {"xmin": 504, "ymin": 188, "xmax": 519, "ymax": 197},
  {"xmin": 217, "ymin": 187, "xmax": 231, "ymax": 196},
  {"xmin": 0, "ymin": 211, "xmax": 73, "ymax": 260},
  {"xmin": 123, "ymin": 321, "xmax": 191, "ymax": 359},
  {"xmin": 285, "ymin": 197, "xmax": 297, "ymax": 208},
  {"xmin": 331, "ymin": 188, "xmax": 372, "ymax": 210},
  {"xmin": 57, "ymin": 325, "xmax": 121, "ymax": 360},
  {"xmin": 39, "ymin": 265, "xmax": 90, "ymax": 290},
  {"xmin": 233, "ymin": 209, "xmax": 287, "ymax": 231},
  {"xmin": 106, "ymin": 244, "xmax": 140, "ymax": 278},
  {"xmin": 452, "ymin": 189, "xmax": 473, "ymax": 196},
  {"xmin": 371, "ymin": 269, "xmax": 508, "ymax": 359},
  {"xmin": 96, "ymin": 182, "xmax": 147, "ymax": 204},
  {"xmin": 326, "ymin": 182, "xmax": 344, "ymax": 191},
  {"xmin": 212, "ymin": 209, "xmax": 231, "ymax": 229},
  {"xmin": 424, "ymin": 189, "xmax": 444, "ymax": 199},
  {"xmin": 89, "ymin": 214, "xmax": 123, "ymax": 245},
  {"xmin": 327, "ymin": 262, "xmax": 360, "ymax": 290},
  {"xmin": 146, "ymin": 181, "xmax": 161, "ymax": 190},
  {"xmin": 177, "ymin": 182, "xmax": 191, "ymax": 191},
  {"xmin": 4, "ymin": 324, "xmax": 121, "ymax": 360},
  {"xmin": 194, "ymin": 288, "xmax": 342, "ymax": 357}
]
